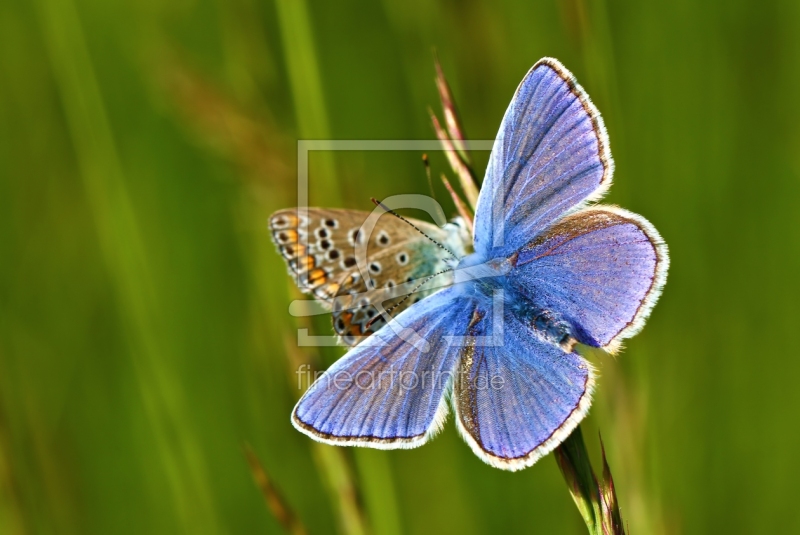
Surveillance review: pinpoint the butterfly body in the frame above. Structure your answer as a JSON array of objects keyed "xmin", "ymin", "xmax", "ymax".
[
  {"xmin": 271, "ymin": 58, "xmax": 669, "ymax": 471},
  {"xmin": 451, "ymin": 251, "xmax": 575, "ymax": 351}
]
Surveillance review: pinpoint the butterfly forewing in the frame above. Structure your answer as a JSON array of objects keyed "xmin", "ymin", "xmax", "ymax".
[
  {"xmin": 473, "ymin": 58, "xmax": 613, "ymax": 257},
  {"xmin": 292, "ymin": 288, "xmax": 474, "ymax": 446}
]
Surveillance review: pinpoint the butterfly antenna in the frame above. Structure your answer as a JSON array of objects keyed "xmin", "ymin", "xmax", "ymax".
[
  {"xmin": 370, "ymin": 197, "xmax": 459, "ymax": 260},
  {"xmin": 365, "ymin": 268, "xmax": 453, "ymax": 330}
]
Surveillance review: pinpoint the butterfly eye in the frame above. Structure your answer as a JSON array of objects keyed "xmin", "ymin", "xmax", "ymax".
[
  {"xmin": 396, "ymin": 252, "xmax": 409, "ymax": 266},
  {"xmin": 385, "ymin": 280, "xmax": 395, "ymax": 289},
  {"xmin": 315, "ymin": 227, "xmax": 330, "ymax": 239},
  {"xmin": 342, "ymin": 256, "xmax": 357, "ymax": 268},
  {"xmin": 324, "ymin": 218, "xmax": 338, "ymax": 228},
  {"xmin": 369, "ymin": 262, "xmax": 382, "ymax": 274},
  {"xmin": 327, "ymin": 249, "xmax": 340, "ymax": 261},
  {"xmin": 319, "ymin": 239, "xmax": 333, "ymax": 250}
]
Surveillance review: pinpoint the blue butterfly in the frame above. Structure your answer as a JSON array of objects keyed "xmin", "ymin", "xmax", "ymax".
[{"xmin": 271, "ymin": 58, "xmax": 669, "ymax": 471}]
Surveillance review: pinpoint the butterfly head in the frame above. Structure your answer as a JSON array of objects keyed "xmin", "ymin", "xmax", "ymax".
[{"xmin": 453, "ymin": 250, "xmax": 516, "ymax": 285}]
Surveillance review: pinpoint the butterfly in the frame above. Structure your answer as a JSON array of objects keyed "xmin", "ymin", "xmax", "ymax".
[{"xmin": 270, "ymin": 58, "xmax": 668, "ymax": 471}]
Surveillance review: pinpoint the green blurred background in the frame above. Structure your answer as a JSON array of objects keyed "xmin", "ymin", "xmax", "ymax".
[{"xmin": 2, "ymin": 0, "xmax": 799, "ymax": 533}]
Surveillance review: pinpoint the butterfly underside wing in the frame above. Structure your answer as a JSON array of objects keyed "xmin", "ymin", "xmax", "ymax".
[{"xmin": 269, "ymin": 208, "xmax": 469, "ymax": 346}]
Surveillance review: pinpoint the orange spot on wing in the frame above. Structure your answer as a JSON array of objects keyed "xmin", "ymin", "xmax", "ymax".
[
  {"xmin": 346, "ymin": 323, "xmax": 363, "ymax": 337},
  {"xmin": 283, "ymin": 229, "xmax": 298, "ymax": 243},
  {"xmin": 292, "ymin": 244, "xmax": 307, "ymax": 258},
  {"xmin": 292, "ymin": 256, "xmax": 315, "ymax": 273},
  {"xmin": 319, "ymin": 282, "xmax": 340, "ymax": 299},
  {"xmin": 338, "ymin": 312, "xmax": 363, "ymax": 336},
  {"xmin": 307, "ymin": 268, "xmax": 328, "ymax": 288}
]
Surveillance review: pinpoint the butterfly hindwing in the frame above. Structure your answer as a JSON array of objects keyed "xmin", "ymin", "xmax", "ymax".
[
  {"xmin": 474, "ymin": 58, "xmax": 613, "ymax": 257},
  {"xmin": 512, "ymin": 206, "xmax": 669, "ymax": 353}
]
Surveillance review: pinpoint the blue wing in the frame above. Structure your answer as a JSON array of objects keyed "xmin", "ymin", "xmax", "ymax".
[
  {"xmin": 452, "ymin": 299, "xmax": 595, "ymax": 471},
  {"xmin": 512, "ymin": 206, "xmax": 669, "ymax": 353},
  {"xmin": 473, "ymin": 58, "xmax": 613, "ymax": 258},
  {"xmin": 292, "ymin": 288, "xmax": 476, "ymax": 447}
]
